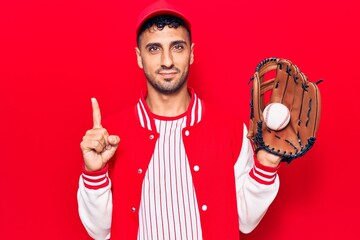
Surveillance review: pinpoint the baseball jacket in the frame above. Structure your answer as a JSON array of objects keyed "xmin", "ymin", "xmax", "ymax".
[{"xmin": 78, "ymin": 89, "xmax": 280, "ymax": 240}]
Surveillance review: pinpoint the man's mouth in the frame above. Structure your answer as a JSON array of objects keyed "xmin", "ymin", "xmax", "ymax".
[{"xmin": 159, "ymin": 71, "xmax": 177, "ymax": 78}]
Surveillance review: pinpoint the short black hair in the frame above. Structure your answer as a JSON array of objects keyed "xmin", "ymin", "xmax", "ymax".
[{"xmin": 137, "ymin": 15, "xmax": 191, "ymax": 46}]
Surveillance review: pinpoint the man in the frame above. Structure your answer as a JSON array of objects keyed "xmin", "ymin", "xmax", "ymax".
[{"xmin": 78, "ymin": 1, "xmax": 281, "ymax": 239}]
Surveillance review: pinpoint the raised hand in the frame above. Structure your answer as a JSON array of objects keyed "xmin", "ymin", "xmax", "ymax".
[{"xmin": 80, "ymin": 98, "xmax": 120, "ymax": 171}]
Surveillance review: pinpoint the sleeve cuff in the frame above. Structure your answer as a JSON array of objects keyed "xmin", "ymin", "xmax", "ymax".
[
  {"xmin": 82, "ymin": 164, "xmax": 110, "ymax": 189},
  {"xmin": 249, "ymin": 156, "xmax": 280, "ymax": 185}
]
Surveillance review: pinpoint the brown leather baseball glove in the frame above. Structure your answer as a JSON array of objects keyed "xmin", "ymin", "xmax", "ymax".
[{"xmin": 247, "ymin": 58, "xmax": 322, "ymax": 163}]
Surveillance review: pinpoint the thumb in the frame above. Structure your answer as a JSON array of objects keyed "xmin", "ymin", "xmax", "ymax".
[
  {"xmin": 108, "ymin": 135, "xmax": 120, "ymax": 146},
  {"xmin": 101, "ymin": 135, "xmax": 120, "ymax": 163}
]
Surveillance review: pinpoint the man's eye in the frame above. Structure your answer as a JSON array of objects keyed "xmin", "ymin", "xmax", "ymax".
[
  {"xmin": 174, "ymin": 45, "xmax": 184, "ymax": 50},
  {"xmin": 149, "ymin": 46, "xmax": 159, "ymax": 52}
]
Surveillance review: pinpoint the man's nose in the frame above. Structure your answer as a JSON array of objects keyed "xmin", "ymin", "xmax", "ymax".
[{"xmin": 161, "ymin": 49, "xmax": 174, "ymax": 68}]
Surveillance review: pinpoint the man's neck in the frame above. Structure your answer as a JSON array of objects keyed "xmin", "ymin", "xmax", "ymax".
[{"xmin": 146, "ymin": 85, "xmax": 191, "ymax": 117}]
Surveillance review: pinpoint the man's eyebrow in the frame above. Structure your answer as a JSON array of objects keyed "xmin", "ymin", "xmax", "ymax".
[
  {"xmin": 171, "ymin": 40, "xmax": 187, "ymax": 46},
  {"xmin": 145, "ymin": 40, "xmax": 188, "ymax": 49},
  {"xmin": 145, "ymin": 42, "xmax": 162, "ymax": 49}
]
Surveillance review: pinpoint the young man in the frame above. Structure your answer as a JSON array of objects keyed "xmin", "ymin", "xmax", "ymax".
[{"xmin": 78, "ymin": 1, "xmax": 281, "ymax": 239}]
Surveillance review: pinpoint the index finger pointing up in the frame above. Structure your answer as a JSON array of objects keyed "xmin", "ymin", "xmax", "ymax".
[{"xmin": 91, "ymin": 98, "xmax": 102, "ymax": 128}]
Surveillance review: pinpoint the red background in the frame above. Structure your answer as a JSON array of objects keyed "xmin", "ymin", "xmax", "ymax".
[{"xmin": 1, "ymin": 0, "xmax": 359, "ymax": 239}]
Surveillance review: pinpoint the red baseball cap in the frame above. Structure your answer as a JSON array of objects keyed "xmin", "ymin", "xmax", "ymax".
[{"xmin": 136, "ymin": 0, "xmax": 191, "ymax": 35}]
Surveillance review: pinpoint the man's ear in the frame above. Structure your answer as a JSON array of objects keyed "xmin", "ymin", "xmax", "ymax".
[
  {"xmin": 190, "ymin": 43, "xmax": 195, "ymax": 65},
  {"xmin": 135, "ymin": 47, "xmax": 143, "ymax": 69}
]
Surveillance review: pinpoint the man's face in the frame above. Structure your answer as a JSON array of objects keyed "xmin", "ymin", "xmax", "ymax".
[{"xmin": 136, "ymin": 25, "xmax": 194, "ymax": 95}]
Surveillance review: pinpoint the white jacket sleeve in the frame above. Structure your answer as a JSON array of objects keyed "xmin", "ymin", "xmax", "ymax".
[
  {"xmin": 77, "ymin": 165, "xmax": 112, "ymax": 240},
  {"xmin": 235, "ymin": 124, "xmax": 280, "ymax": 234}
]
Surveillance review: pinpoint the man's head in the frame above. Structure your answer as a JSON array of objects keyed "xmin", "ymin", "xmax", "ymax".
[
  {"xmin": 135, "ymin": 0, "xmax": 191, "ymax": 44},
  {"xmin": 135, "ymin": 1, "xmax": 194, "ymax": 95},
  {"xmin": 137, "ymin": 14, "xmax": 191, "ymax": 47}
]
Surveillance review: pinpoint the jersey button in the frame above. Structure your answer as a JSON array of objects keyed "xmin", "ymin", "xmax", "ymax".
[
  {"xmin": 201, "ymin": 205, "xmax": 208, "ymax": 211},
  {"xmin": 184, "ymin": 130, "xmax": 190, "ymax": 136},
  {"xmin": 193, "ymin": 165, "xmax": 200, "ymax": 172}
]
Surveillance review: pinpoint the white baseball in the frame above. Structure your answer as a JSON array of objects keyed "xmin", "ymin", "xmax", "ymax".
[{"xmin": 263, "ymin": 103, "xmax": 290, "ymax": 131}]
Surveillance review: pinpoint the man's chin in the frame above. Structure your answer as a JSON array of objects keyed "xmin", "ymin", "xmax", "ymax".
[
  {"xmin": 157, "ymin": 83, "xmax": 186, "ymax": 95},
  {"xmin": 158, "ymin": 87, "xmax": 181, "ymax": 95}
]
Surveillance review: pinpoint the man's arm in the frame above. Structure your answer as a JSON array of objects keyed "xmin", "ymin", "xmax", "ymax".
[
  {"xmin": 235, "ymin": 124, "xmax": 280, "ymax": 233},
  {"xmin": 77, "ymin": 165, "xmax": 112, "ymax": 240},
  {"xmin": 77, "ymin": 98, "xmax": 120, "ymax": 239}
]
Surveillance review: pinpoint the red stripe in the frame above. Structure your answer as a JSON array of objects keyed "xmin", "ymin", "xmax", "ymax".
[
  {"xmin": 264, "ymin": 103, "xmax": 272, "ymax": 126},
  {"xmin": 83, "ymin": 177, "xmax": 109, "ymax": 189},
  {"xmin": 193, "ymin": 184, "xmax": 199, "ymax": 238},
  {"xmin": 82, "ymin": 175, "xmax": 106, "ymax": 183},
  {"xmin": 279, "ymin": 109, "xmax": 290, "ymax": 130},
  {"xmin": 151, "ymin": 152, "xmax": 158, "ymax": 239},
  {"xmin": 159, "ymin": 121, "xmax": 165, "ymax": 239},
  {"xmin": 141, "ymin": 180, "xmax": 149, "ymax": 240},
  {"xmin": 148, "ymin": 159, "xmax": 154, "ymax": 240},
  {"xmin": 179, "ymin": 117, "xmax": 186, "ymax": 239},
  {"xmin": 82, "ymin": 164, "xmax": 109, "ymax": 189},
  {"xmin": 249, "ymin": 169, "xmax": 276, "ymax": 185},
  {"xmin": 168, "ymin": 120, "xmax": 176, "ymax": 239},
  {"xmin": 252, "ymin": 167, "xmax": 276, "ymax": 180},
  {"xmin": 164, "ymin": 121, "xmax": 174, "ymax": 239},
  {"xmin": 175, "ymin": 118, "xmax": 183, "ymax": 238},
  {"xmin": 249, "ymin": 159, "xmax": 280, "ymax": 185},
  {"xmin": 185, "ymin": 157, "xmax": 194, "ymax": 239}
]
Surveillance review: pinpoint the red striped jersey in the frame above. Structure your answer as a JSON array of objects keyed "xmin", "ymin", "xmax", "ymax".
[{"xmin": 136, "ymin": 92, "xmax": 203, "ymax": 240}]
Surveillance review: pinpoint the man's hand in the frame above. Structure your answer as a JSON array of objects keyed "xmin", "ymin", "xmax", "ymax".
[
  {"xmin": 80, "ymin": 98, "xmax": 120, "ymax": 171},
  {"xmin": 256, "ymin": 149, "xmax": 281, "ymax": 168}
]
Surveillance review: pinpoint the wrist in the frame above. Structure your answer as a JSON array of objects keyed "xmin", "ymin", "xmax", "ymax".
[
  {"xmin": 256, "ymin": 149, "xmax": 281, "ymax": 167},
  {"xmin": 84, "ymin": 161, "xmax": 107, "ymax": 172},
  {"xmin": 249, "ymin": 156, "xmax": 280, "ymax": 185},
  {"xmin": 257, "ymin": 159, "xmax": 280, "ymax": 168},
  {"xmin": 82, "ymin": 164, "xmax": 109, "ymax": 190},
  {"xmin": 83, "ymin": 163, "xmax": 108, "ymax": 175}
]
